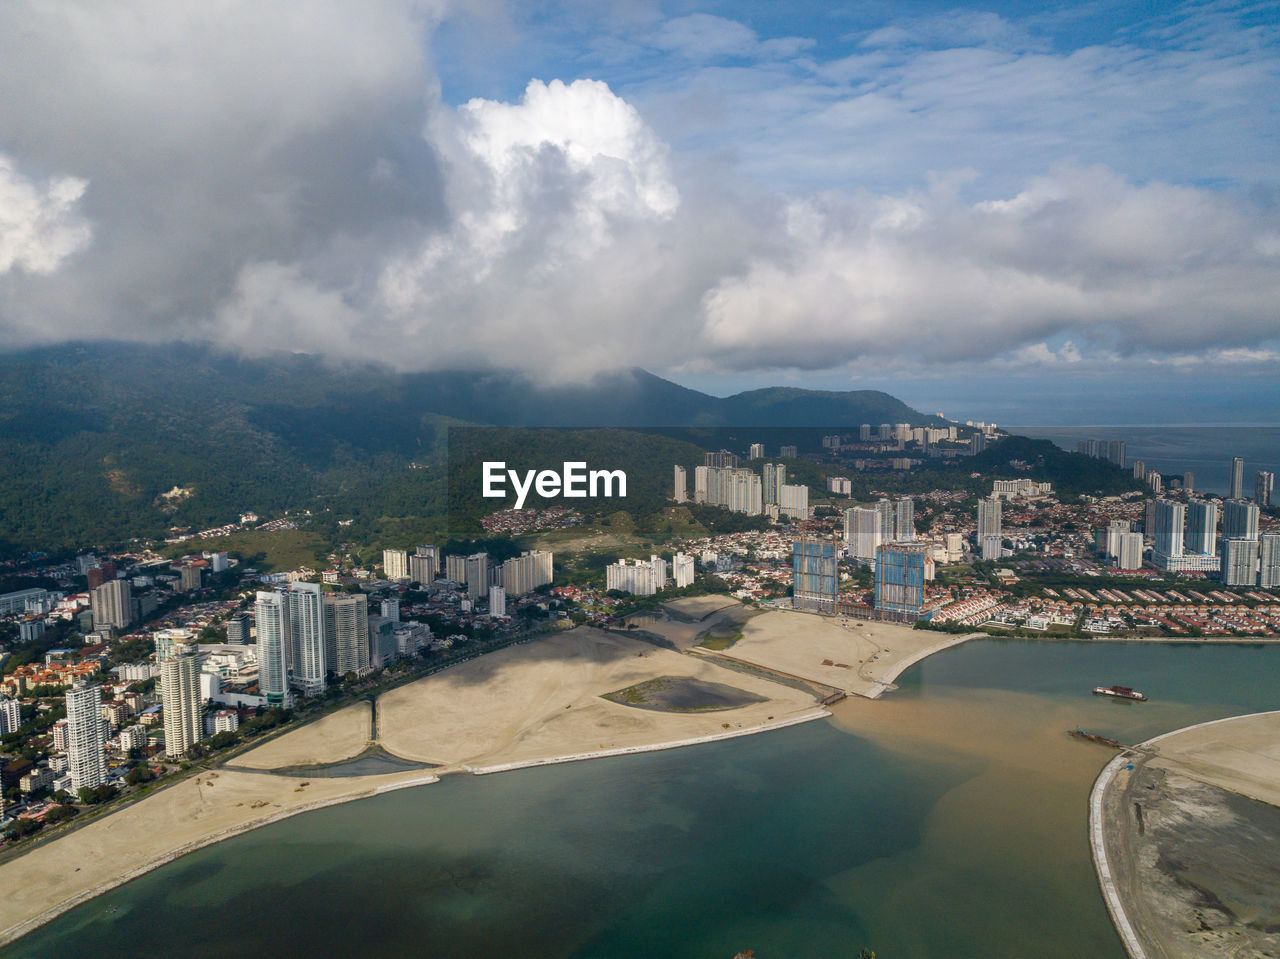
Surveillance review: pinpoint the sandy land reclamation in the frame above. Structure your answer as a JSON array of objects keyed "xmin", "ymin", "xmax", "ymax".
[
  {"xmin": 698, "ymin": 608, "xmax": 979, "ymax": 697},
  {"xmin": 377, "ymin": 626, "xmax": 828, "ymax": 772},
  {"xmin": 1091, "ymin": 710, "xmax": 1280, "ymax": 959},
  {"xmin": 230, "ymin": 700, "xmax": 372, "ymax": 770}
]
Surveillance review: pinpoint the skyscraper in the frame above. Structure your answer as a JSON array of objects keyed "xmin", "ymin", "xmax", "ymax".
[
  {"xmin": 1132, "ymin": 460, "xmax": 1146, "ymax": 480},
  {"xmin": 286, "ymin": 582, "xmax": 326, "ymax": 696},
  {"xmin": 323, "ymin": 593, "xmax": 370, "ymax": 677},
  {"xmin": 875, "ymin": 498, "xmax": 897, "ymax": 545},
  {"xmin": 748, "ymin": 443, "xmax": 765, "ymax": 460},
  {"xmin": 895, "ymin": 497, "xmax": 915, "ymax": 542},
  {"xmin": 255, "ymin": 590, "xmax": 289, "ymax": 708},
  {"xmin": 874, "ymin": 543, "xmax": 929, "ymax": 619},
  {"xmin": 762, "ymin": 463, "xmax": 786, "ymax": 506},
  {"xmin": 673, "ymin": 465, "xmax": 687, "ymax": 503},
  {"xmin": 501, "ymin": 550, "xmax": 553, "ymax": 597},
  {"xmin": 792, "ymin": 536, "xmax": 838, "ymax": 614},
  {"xmin": 488, "ymin": 585, "xmax": 506, "ymax": 618},
  {"xmin": 1221, "ymin": 538, "xmax": 1257, "ymax": 586},
  {"xmin": 161, "ymin": 643, "xmax": 203, "ymax": 758},
  {"xmin": 672, "ymin": 553, "xmax": 695, "ymax": 588},
  {"xmin": 1229, "ymin": 456, "xmax": 1245, "ymax": 500},
  {"xmin": 465, "ymin": 553, "xmax": 490, "ymax": 602},
  {"xmin": 977, "ymin": 497, "xmax": 1002, "ymax": 543},
  {"xmin": 844, "ymin": 507, "xmax": 880, "ymax": 563},
  {"xmin": 1259, "ymin": 534, "xmax": 1280, "ymax": 587},
  {"xmin": 1223, "ymin": 499, "xmax": 1260, "ymax": 541},
  {"xmin": 90, "ymin": 578, "xmax": 132, "ymax": 631},
  {"xmin": 1151, "ymin": 499, "xmax": 1185, "ymax": 561},
  {"xmin": 1256, "ymin": 470, "xmax": 1274, "ymax": 507},
  {"xmin": 1185, "ymin": 501, "xmax": 1218, "ymax": 555},
  {"xmin": 1182, "ymin": 471, "xmax": 1195, "ymax": 494},
  {"xmin": 65, "ymin": 682, "xmax": 107, "ymax": 792},
  {"xmin": 382, "ymin": 548, "xmax": 409, "ymax": 581},
  {"xmin": 1117, "ymin": 532, "xmax": 1144, "ymax": 571}
]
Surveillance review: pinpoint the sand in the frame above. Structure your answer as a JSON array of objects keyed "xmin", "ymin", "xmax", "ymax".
[
  {"xmin": 0, "ymin": 765, "xmax": 437, "ymax": 947},
  {"xmin": 377, "ymin": 626, "xmax": 828, "ymax": 772},
  {"xmin": 1091, "ymin": 711, "xmax": 1280, "ymax": 959},
  {"xmin": 697, "ymin": 608, "xmax": 979, "ymax": 697},
  {"xmin": 230, "ymin": 700, "xmax": 372, "ymax": 770},
  {"xmin": 626, "ymin": 596, "xmax": 755, "ymax": 650}
]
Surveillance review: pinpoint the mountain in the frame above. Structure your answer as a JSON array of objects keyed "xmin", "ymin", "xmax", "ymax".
[{"xmin": 0, "ymin": 341, "xmax": 944, "ymax": 553}]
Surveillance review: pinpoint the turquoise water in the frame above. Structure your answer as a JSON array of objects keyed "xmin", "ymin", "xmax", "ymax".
[{"xmin": 6, "ymin": 639, "xmax": 1277, "ymax": 959}]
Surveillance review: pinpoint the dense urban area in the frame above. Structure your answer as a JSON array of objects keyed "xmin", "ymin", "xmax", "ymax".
[{"xmin": 1, "ymin": 421, "xmax": 1277, "ymax": 846}]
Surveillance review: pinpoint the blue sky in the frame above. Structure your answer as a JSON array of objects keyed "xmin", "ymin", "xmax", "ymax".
[{"xmin": 1, "ymin": 0, "xmax": 1277, "ymax": 423}]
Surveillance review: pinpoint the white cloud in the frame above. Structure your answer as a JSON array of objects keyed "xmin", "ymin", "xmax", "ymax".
[{"xmin": 0, "ymin": 155, "xmax": 91, "ymax": 275}]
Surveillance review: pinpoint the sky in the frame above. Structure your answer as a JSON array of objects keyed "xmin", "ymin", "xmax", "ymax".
[{"xmin": 0, "ymin": 0, "xmax": 1278, "ymax": 423}]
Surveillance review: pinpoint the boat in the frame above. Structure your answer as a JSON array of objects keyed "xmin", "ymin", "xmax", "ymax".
[
  {"xmin": 1093, "ymin": 685, "xmax": 1147, "ymax": 702},
  {"xmin": 1070, "ymin": 728, "xmax": 1125, "ymax": 749}
]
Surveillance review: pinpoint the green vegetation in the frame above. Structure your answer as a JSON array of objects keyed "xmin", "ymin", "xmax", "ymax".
[{"xmin": 164, "ymin": 528, "xmax": 329, "ymax": 574}]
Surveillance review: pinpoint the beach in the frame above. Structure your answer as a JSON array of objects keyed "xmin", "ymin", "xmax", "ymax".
[
  {"xmin": 695, "ymin": 607, "xmax": 979, "ymax": 697},
  {"xmin": 1091, "ymin": 711, "xmax": 1280, "ymax": 959}
]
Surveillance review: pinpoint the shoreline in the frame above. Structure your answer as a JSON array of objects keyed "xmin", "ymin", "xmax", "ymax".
[
  {"xmin": 0, "ymin": 771, "xmax": 438, "ymax": 949},
  {"xmin": 1088, "ymin": 709, "xmax": 1280, "ymax": 959},
  {"xmin": 466, "ymin": 709, "xmax": 830, "ymax": 775}
]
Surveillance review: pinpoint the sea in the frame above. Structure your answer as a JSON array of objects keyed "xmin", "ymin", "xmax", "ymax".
[
  {"xmin": 6, "ymin": 639, "xmax": 1278, "ymax": 959},
  {"xmin": 1007, "ymin": 425, "xmax": 1280, "ymax": 496}
]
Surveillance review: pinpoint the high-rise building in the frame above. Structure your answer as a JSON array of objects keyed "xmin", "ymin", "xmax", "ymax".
[
  {"xmin": 705, "ymin": 450, "xmax": 739, "ymax": 469},
  {"xmin": 693, "ymin": 465, "xmax": 709, "ymax": 503},
  {"xmin": 1185, "ymin": 501, "xmax": 1218, "ymax": 555},
  {"xmin": 86, "ymin": 562, "xmax": 117, "ymax": 590},
  {"xmin": 444, "ymin": 554, "xmax": 467, "ymax": 583},
  {"xmin": 1132, "ymin": 460, "xmax": 1146, "ymax": 480},
  {"xmin": 226, "ymin": 610, "xmax": 252, "ymax": 644},
  {"xmin": 1256, "ymin": 470, "xmax": 1275, "ymax": 507},
  {"xmin": 1107, "ymin": 440, "xmax": 1126, "ymax": 467},
  {"xmin": 465, "ymin": 553, "xmax": 490, "ymax": 602},
  {"xmin": 1151, "ymin": 499, "xmax": 1185, "ymax": 561},
  {"xmin": 779, "ymin": 445, "xmax": 797, "ymax": 459},
  {"xmin": 1148, "ymin": 472, "xmax": 1162, "ymax": 493},
  {"xmin": 161, "ymin": 643, "xmax": 204, "ymax": 758},
  {"xmin": 409, "ymin": 551, "xmax": 438, "ymax": 584},
  {"xmin": 1221, "ymin": 538, "xmax": 1257, "ymax": 586},
  {"xmin": 501, "ymin": 550, "xmax": 553, "ymax": 597},
  {"xmin": 704, "ymin": 467, "xmax": 763, "ymax": 515},
  {"xmin": 672, "ymin": 553, "xmax": 695, "ymax": 588},
  {"xmin": 382, "ymin": 548, "xmax": 409, "ymax": 581},
  {"xmin": 488, "ymin": 585, "xmax": 506, "ymax": 618},
  {"xmin": 748, "ymin": 443, "xmax": 765, "ymax": 460},
  {"xmin": 762, "ymin": 463, "xmax": 786, "ymax": 506},
  {"xmin": 254, "ymin": 591, "xmax": 289, "ymax": 708},
  {"xmin": 323, "ymin": 593, "xmax": 369, "ymax": 677},
  {"xmin": 65, "ymin": 683, "xmax": 107, "ymax": 792},
  {"xmin": 859, "ymin": 424, "xmax": 872, "ymax": 441},
  {"xmin": 380, "ymin": 598, "xmax": 400, "ymax": 622},
  {"xmin": 606, "ymin": 557, "xmax": 666, "ymax": 596},
  {"xmin": 971, "ymin": 432, "xmax": 986, "ymax": 455},
  {"xmin": 1223, "ymin": 500, "xmax": 1260, "ymax": 541},
  {"xmin": 844, "ymin": 507, "xmax": 880, "ymax": 563},
  {"xmin": 1117, "ymin": 532, "xmax": 1144, "ymax": 571},
  {"xmin": 673, "ymin": 465, "xmax": 687, "ymax": 503},
  {"xmin": 1259, "ymin": 534, "xmax": 1280, "ymax": 587},
  {"xmin": 874, "ymin": 543, "xmax": 929, "ymax": 619},
  {"xmin": 286, "ymin": 582, "xmax": 326, "ymax": 696},
  {"xmin": 778, "ymin": 483, "xmax": 810, "ymax": 520},
  {"xmin": 1182, "ymin": 471, "xmax": 1195, "ymax": 494},
  {"xmin": 895, "ymin": 497, "xmax": 915, "ymax": 542},
  {"xmin": 982, "ymin": 535, "xmax": 1002, "ymax": 561},
  {"xmin": 0, "ymin": 696, "xmax": 22, "ymax": 736},
  {"xmin": 875, "ymin": 498, "xmax": 897, "ymax": 544},
  {"xmin": 1105, "ymin": 520, "xmax": 1130, "ymax": 559},
  {"xmin": 977, "ymin": 497, "xmax": 1002, "ymax": 543},
  {"xmin": 1229, "ymin": 457, "xmax": 1245, "ymax": 500},
  {"xmin": 90, "ymin": 579, "xmax": 132, "ymax": 631},
  {"xmin": 792, "ymin": 536, "xmax": 838, "ymax": 614}
]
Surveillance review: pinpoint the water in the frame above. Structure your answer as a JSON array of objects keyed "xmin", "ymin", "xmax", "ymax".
[
  {"xmin": 6, "ymin": 639, "xmax": 1278, "ymax": 959},
  {"xmin": 1006, "ymin": 425, "xmax": 1280, "ymax": 496}
]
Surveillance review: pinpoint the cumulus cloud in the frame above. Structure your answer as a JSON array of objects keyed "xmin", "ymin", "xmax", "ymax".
[
  {"xmin": 0, "ymin": 156, "xmax": 91, "ymax": 275},
  {"xmin": 0, "ymin": 1, "xmax": 1277, "ymax": 387}
]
